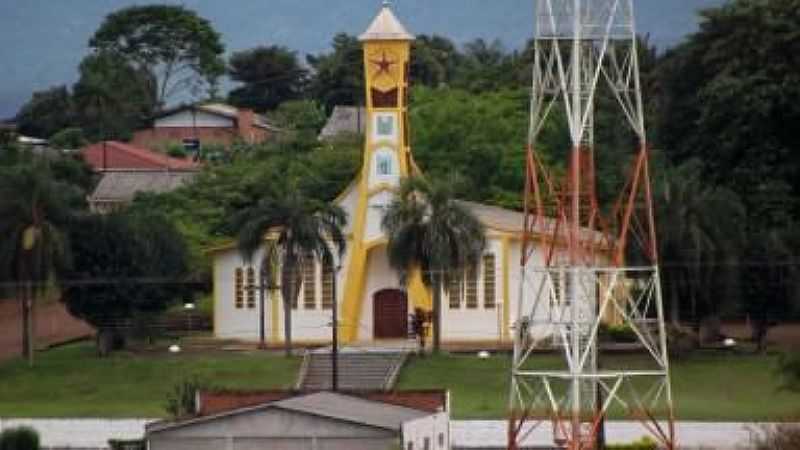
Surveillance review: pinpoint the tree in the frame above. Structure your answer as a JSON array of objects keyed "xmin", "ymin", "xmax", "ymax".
[
  {"xmin": 307, "ymin": 33, "xmax": 364, "ymax": 111},
  {"xmin": 72, "ymin": 51, "xmax": 157, "ymax": 141},
  {"xmin": 89, "ymin": 5, "xmax": 225, "ymax": 107},
  {"xmin": 381, "ymin": 175, "xmax": 486, "ymax": 353},
  {"xmin": 0, "ymin": 426, "xmax": 40, "ymax": 450},
  {"xmin": 0, "ymin": 159, "xmax": 79, "ymax": 365},
  {"xmin": 411, "ymin": 35, "xmax": 461, "ymax": 87},
  {"xmin": 15, "ymin": 86, "xmax": 75, "ymax": 138},
  {"xmin": 452, "ymin": 39, "xmax": 517, "ymax": 93},
  {"xmin": 654, "ymin": 0, "xmax": 800, "ymax": 225},
  {"xmin": 654, "ymin": 161, "xmax": 745, "ymax": 329},
  {"xmin": 228, "ymin": 46, "xmax": 308, "ymax": 112},
  {"xmin": 48, "ymin": 128, "xmax": 87, "ymax": 150},
  {"xmin": 59, "ymin": 211, "xmax": 191, "ymax": 356},
  {"xmin": 231, "ymin": 190, "xmax": 346, "ymax": 357}
]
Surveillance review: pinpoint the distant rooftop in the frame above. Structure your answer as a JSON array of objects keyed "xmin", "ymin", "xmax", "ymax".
[{"xmin": 319, "ymin": 106, "xmax": 367, "ymax": 139}]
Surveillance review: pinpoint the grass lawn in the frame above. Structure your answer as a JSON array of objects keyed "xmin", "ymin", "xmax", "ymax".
[
  {"xmin": 0, "ymin": 343, "xmax": 300, "ymax": 418},
  {"xmin": 395, "ymin": 351, "xmax": 800, "ymax": 421}
]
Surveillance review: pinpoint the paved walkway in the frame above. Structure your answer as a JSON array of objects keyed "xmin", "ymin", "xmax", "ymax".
[{"xmin": 1, "ymin": 418, "xmax": 784, "ymax": 449}]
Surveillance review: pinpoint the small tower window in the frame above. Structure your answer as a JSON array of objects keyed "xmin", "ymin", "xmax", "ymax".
[{"xmin": 377, "ymin": 154, "xmax": 393, "ymax": 176}]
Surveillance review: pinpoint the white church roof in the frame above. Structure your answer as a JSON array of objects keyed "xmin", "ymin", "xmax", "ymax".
[{"xmin": 359, "ymin": 2, "xmax": 414, "ymax": 41}]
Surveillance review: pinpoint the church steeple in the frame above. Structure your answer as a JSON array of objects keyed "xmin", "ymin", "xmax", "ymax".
[{"xmin": 338, "ymin": 3, "xmax": 425, "ymax": 343}]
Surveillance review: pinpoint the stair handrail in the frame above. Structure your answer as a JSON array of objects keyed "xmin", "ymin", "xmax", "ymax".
[
  {"xmin": 383, "ymin": 351, "xmax": 409, "ymax": 390},
  {"xmin": 295, "ymin": 349, "xmax": 311, "ymax": 390}
]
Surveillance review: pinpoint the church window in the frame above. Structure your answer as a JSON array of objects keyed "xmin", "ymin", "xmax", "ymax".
[
  {"xmin": 246, "ymin": 267, "xmax": 256, "ymax": 309},
  {"xmin": 234, "ymin": 268, "xmax": 244, "ymax": 309},
  {"xmin": 483, "ymin": 254, "xmax": 496, "ymax": 309},
  {"xmin": 303, "ymin": 255, "xmax": 316, "ymax": 309},
  {"xmin": 448, "ymin": 272, "xmax": 462, "ymax": 309},
  {"xmin": 376, "ymin": 116, "xmax": 395, "ymax": 136},
  {"xmin": 466, "ymin": 264, "xmax": 478, "ymax": 309},
  {"xmin": 377, "ymin": 154, "xmax": 393, "ymax": 176},
  {"xmin": 321, "ymin": 260, "xmax": 334, "ymax": 310}
]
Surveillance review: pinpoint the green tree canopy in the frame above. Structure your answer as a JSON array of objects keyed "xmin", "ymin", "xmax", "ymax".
[
  {"xmin": 72, "ymin": 51, "xmax": 157, "ymax": 141},
  {"xmin": 89, "ymin": 4, "xmax": 225, "ymax": 107},
  {"xmin": 655, "ymin": 0, "xmax": 800, "ymax": 225},
  {"xmin": 228, "ymin": 45, "xmax": 308, "ymax": 112},
  {"xmin": 15, "ymin": 86, "xmax": 75, "ymax": 139},
  {"xmin": 306, "ymin": 33, "xmax": 364, "ymax": 111}
]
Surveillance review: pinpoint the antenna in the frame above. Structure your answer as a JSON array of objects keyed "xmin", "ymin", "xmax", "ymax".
[{"xmin": 508, "ymin": 1, "xmax": 676, "ymax": 449}]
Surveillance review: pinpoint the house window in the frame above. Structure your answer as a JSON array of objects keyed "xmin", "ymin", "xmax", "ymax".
[
  {"xmin": 303, "ymin": 255, "xmax": 316, "ymax": 309},
  {"xmin": 564, "ymin": 270, "xmax": 574, "ymax": 306},
  {"xmin": 438, "ymin": 432, "xmax": 445, "ymax": 448},
  {"xmin": 321, "ymin": 260, "xmax": 334, "ymax": 310},
  {"xmin": 448, "ymin": 272, "xmax": 462, "ymax": 309},
  {"xmin": 424, "ymin": 437, "xmax": 431, "ymax": 450},
  {"xmin": 246, "ymin": 267, "xmax": 256, "ymax": 309},
  {"xmin": 466, "ymin": 264, "xmax": 478, "ymax": 309},
  {"xmin": 234, "ymin": 268, "xmax": 244, "ymax": 309},
  {"xmin": 483, "ymin": 254, "xmax": 496, "ymax": 309},
  {"xmin": 407, "ymin": 442, "xmax": 413, "ymax": 450}
]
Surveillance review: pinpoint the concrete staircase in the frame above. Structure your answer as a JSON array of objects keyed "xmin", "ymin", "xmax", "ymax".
[{"xmin": 297, "ymin": 349, "xmax": 409, "ymax": 391}]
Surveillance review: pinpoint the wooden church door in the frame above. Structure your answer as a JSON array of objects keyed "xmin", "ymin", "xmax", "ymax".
[{"xmin": 373, "ymin": 289, "xmax": 408, "ymax": 339}]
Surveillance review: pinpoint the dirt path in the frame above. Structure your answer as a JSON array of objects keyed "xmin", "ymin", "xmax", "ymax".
[{"xmin": 0, "ymin": 298, "xmax": 94, "ymax": 362}]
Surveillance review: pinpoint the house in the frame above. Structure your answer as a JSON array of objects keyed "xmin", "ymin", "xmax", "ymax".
[
  {"xmin": 81, "ymin": 140, "xmax": 199, "ymax": 172},
  {"xmin": 145, "ymin": 390, "xmax": 451, "ymax": 450},
  {"xmin": 131, "ymin": 103, "xmax": 280, "ymax": 151},
  {"xmin": 80, "ymin": 141, "xmax": 200, "ymax": 212},
  {"xmin": 319, "ymin": 105, "xmax": 367, "ymax": 140},
  {"xmin": 209, "ymin": 4, "xmax": 611, "ymax": 346}
]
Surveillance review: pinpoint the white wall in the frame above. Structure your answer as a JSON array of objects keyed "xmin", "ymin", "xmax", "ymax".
[
  {"xmin": 155, "ymin": 110, "xmax": 233, "ymax": 128},
  {"xmin": 402, "ymin": 412, "xmax": 450, "ymax": 450}
]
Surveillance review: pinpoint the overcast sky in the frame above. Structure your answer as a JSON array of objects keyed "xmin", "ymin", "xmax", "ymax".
[{"xmin": 0, "ymin": 0, "xmax": 725, "ymax": 119}]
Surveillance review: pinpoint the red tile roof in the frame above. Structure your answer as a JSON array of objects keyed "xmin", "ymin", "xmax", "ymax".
[
  {"xmin": 81, "ymin": 141, "xmax": 199, "ymax": 171},
  {"xmin": 198, "ymin": 389, "xmax": 447, "ymax": 416}
]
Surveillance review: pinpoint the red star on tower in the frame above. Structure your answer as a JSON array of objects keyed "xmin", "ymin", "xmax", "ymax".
[{"xmin": 370, "ymin": 51, "xmax": 395, "ymax": 76}]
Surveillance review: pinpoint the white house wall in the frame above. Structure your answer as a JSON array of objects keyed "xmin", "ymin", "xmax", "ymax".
[
  {"xmin": 155, "ymin": 110, "xmax": 233, "ymax": 128},
  {"xmin": 402, "ymin": 412, "xmax": 450, "ymax": 450}
]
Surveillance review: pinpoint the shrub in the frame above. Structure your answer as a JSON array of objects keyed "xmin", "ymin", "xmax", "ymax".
[
  {"xmin": 750, "ymin": 424, "xmax": 800, "ymax": 450},
  {"xmin": 607, "ymin": 436, "xmax": 657, "ymax": 450},
  {"xmin": 166, "ymin": 142, "xmax": 188, "ymax": 158},
  {"xmin": 0, "ymin": 426, "xmax": 40, "ymax": 450},
  {"xmin": 667, "ymin": 325, "xmax": 699, "ymax": 359},
  {"xmin": 49, "ymin": 127, "xmax": 87, "ymax": 149},
  {"xmin": 777, "ymin": 352, "xmax": 800, "ymax": 392},
  {"xmin": 164, "ymin": 376, "xmax": 212, "ymax": 418},
  {"xmin": 606, "ymin": 324, "xmax": 638, "ymax": 343}
]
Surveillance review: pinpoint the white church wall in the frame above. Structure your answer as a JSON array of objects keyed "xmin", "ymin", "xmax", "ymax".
[
  {"xmin": 441, "ymin": 238, "xmax": 504, "ymax": 342},
  {"xmin": 214, "ymin": 248, "xmax": 265, "ymax": 341},
  {"xmin": 336, "ymin": 184, "xmax": 359, "ymax": 235},
  {"xmin": 363, "ymin": 190, "xmax": 393, "ymax": 243}
]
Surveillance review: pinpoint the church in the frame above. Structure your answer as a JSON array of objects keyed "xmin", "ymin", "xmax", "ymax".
[{"xmin": 209, "ymin": 4, "xmax": 607, "ymax": 346}]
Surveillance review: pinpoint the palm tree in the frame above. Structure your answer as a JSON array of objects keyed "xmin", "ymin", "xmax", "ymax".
[
  {"xmin": 381, "ymin": 175, "xmax": 486, "ymax": 353},
  {"xmin": 655, "ymin": 160, "xmax": 744, "ymax": 328},
  {"xmin": 231, "ymin": 190, "xmax": 346, "ymax": 357},
  {"xmin": 0, "ymin": 159, "xmax": 78, "ymax": 365}
]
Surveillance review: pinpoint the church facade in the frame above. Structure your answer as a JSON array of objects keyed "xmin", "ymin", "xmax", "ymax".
[{"xmin": 210, "ymin": 4, "xmax": 606, "ymax": 346}]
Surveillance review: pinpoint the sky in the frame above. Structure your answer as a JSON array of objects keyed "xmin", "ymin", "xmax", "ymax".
[{"xmin": 0, "ymin": 0, "xmax": 725, "ymax": 119}]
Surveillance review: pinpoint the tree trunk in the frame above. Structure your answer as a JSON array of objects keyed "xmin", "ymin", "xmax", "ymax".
[
  {"xmin": 432, "ymin": 275, "xmax": 442, "ymax": 354},
  {"xmin": 20, "ymin": 286, "xmax": 31, "ymax": 360}
]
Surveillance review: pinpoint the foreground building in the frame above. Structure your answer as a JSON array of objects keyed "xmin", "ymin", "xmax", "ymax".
[
  {"xmin": 210, "ymin": 4, "xmax": 610, "ymax": 346},
  {"xmin": 146, "ymin": 390, "xmax": 450, "ymax": 450}
]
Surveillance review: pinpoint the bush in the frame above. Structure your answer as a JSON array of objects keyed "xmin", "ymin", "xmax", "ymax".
[
  {"xmin": 164, "ymin": 376, "xmax": 212, "ymax": 418},
  {"xmin": 166, "ymin": 142, "xmax": 188, "ymax": 158},
  {"xmin": 667, "ymin": 325, "xmax": 699, "ymax": 359},
  {"xmin": 777, "ymin": 352, "xmax": 800, "ymax": 392},
  {"xmin": 0, "ymin": 426, "xmax": 40, "ymax": 450},
  {"xmin": 607, "ymin": 436, "xmax": 657, "ymax": 450},
  {"xmin": 750, "ymin": 424, "xmax": 800, "ymax": 450},
  {"xmin": 600, "ymin": 324, "xmax": 638, "ymax": 343},
  {"xmin": 49, "ymin": 127, "xmax": 87, "ymax": 149}
]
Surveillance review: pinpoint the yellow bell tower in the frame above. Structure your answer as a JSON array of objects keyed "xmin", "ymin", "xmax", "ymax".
[{"xmin": 339, "ymin": 2, "xmax": 427, "ymax": 343}]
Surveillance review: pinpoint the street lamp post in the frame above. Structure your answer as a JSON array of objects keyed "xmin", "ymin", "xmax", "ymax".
[{"xmin": 331, "ymin": 261, "xmax": 342, "ymax": 391}]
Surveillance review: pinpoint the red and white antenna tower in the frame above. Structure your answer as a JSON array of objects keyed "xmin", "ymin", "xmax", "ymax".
[{"xmin": 508, "ymin": 0, "xmax": 676, "ymax": 449}]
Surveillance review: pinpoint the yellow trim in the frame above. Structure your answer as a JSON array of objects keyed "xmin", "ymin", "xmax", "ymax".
[
  {"xmin": 367, "ymin": 183, "xmax": 397, "ymax": 197},
  {"xmin": 271, "ymin": 285, "xmax": 280, "ymax": 342},
  {"xmin": 501, "ymin": 237, "xmax": 511, "ymax": 342}
]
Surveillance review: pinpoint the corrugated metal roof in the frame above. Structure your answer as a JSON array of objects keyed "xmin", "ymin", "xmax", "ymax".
[
  {"xmin": 319, "ymin": 106, "xmax": 367, "ymax": 139},
  {"xmin": 90, "ymin": 171, "xmax": 197, "ymax": 202},
  {"xmin": 272, "ymin": 392, "xmax": 430, "ymax": 430}
]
